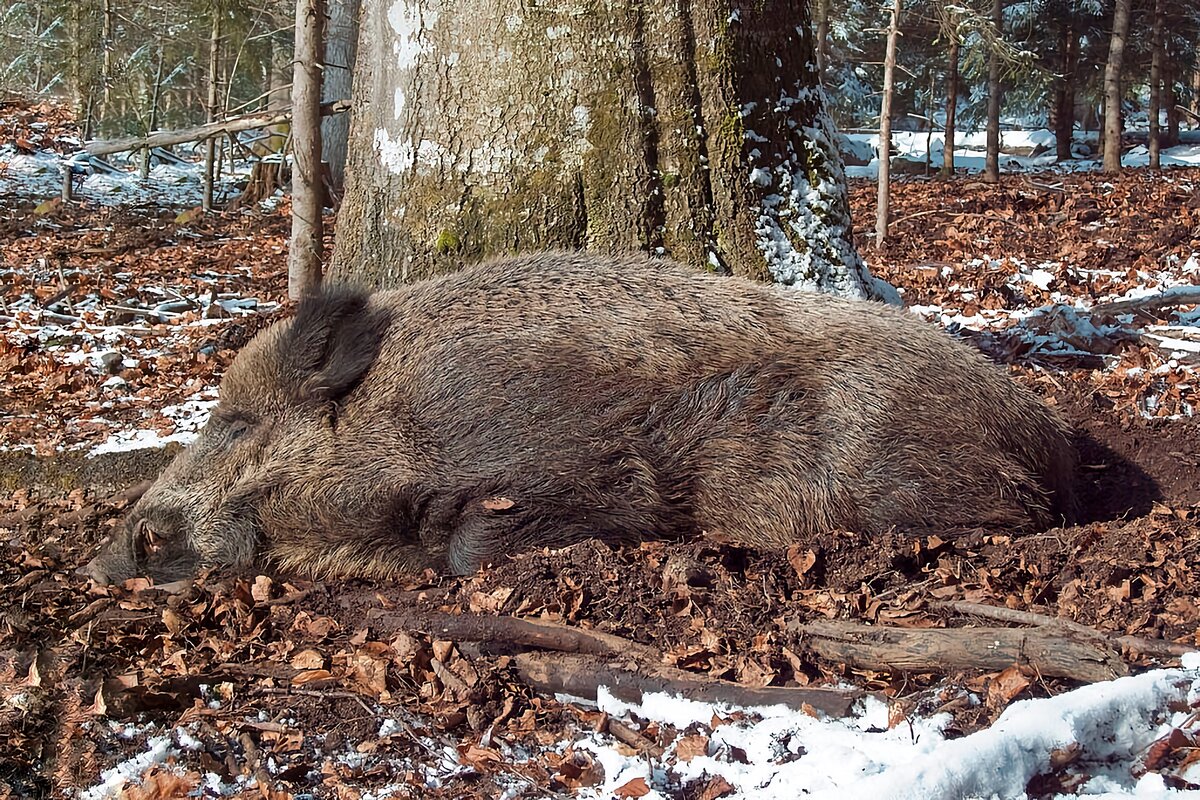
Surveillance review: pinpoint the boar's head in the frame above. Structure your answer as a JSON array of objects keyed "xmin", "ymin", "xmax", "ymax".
[{"xmin": 81, "ymin": 287, "xmax": 389, "ymax": 585}]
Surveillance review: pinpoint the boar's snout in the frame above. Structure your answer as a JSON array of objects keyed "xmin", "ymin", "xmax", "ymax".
[{"xmin": 81, "ymin": 500, "xmax": 203, "ymax": 586}]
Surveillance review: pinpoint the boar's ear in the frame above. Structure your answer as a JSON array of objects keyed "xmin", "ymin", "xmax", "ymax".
[{"xmin": 284, "ymin": 285, "xmax": 390, "ymax": 404}]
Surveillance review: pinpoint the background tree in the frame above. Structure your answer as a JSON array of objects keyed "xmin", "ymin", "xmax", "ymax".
[
  {"xmin": 983, "ymin": 0, "xmax": 1002, "ymax": 182},
  {"xmin": 876, "ymin": 0, "xmax": 901, "ymax": 247},
  {"xmin": 1148, "ymin": 0, "xmax": 1163, "ymax": 168},
  {"xmin": 202, "ymin": 3, "xmax": 224, "ymax": 212},
  {"xmin": 937, "ymin": 5, "xmax": 963, "ymax": 176},
  {"xmin": 288, "ymin": 0, "xmax": 325, "ymax": 298},
  {"xmin": 1102, "ymin": 0, "xmax": 1133, "ymax": 173},
  {"xmin": 330, "ymin": 0, "xmax": 888, "ymax": 301},
  {"xmin": 321, "ymin": 0, "xmax": 359, "ymax": 193}
]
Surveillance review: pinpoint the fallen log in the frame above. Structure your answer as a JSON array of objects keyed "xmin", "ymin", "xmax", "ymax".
[
  {"xmin": 800, "ymin": 619, "xmax": 1127, "ymax": 683},
  {"xmin": 933, "ymin": 600, "xmax": 1196, "ymax": 659},
  {"xmin": 514, "ymin": 652, "xmax": 865, "ymax": 718},
  {"xmin": 83, "ymin": 99, "xmax": 351, "ymax": 157},
  {"xmin": 1091, "ymin": 286, "xmax": 1200, "ymax": 317},
  {"xmin": 373, "ymin": 610, "xmax": 866, "ymax": 716}
]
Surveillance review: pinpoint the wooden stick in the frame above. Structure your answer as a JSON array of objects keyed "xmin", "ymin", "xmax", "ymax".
[
  {"xmin": 83, "ymin": 99, "xmax": 350, "ymax": 157},
  {"xmin": 934, "ymin": 600, "xmax": 1196, "ymax": 659},
  {"xmin": 369, "ymin": 609, "xmax": 660, "ymax": 662},
  {"xmin": 603, "ymin": 716, "xmax": 665, "ymax": 759},
  {"xmin": 801, "ymin": 619, "xmax": 1127, "ymax": 683}
]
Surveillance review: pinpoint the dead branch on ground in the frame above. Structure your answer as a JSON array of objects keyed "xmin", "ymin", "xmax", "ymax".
[{"xmin": 799, "ymin": 619, "xmax": 1127, "ymax": 683}]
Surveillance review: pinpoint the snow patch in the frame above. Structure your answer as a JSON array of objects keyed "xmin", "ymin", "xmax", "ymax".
[
  {"xmin": 80, "ymin": 736, "xmax": 176, "ymax": 800},
  {"xmin": 572, "ymin": 667, "xmax": 1200, "ymax": 799}
]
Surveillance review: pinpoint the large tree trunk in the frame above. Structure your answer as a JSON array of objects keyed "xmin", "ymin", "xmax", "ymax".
[
  {"xmin": 983, "ymin": 0, "xmax": 1001, "ymax": 183},
  {"xmin": 1148, "ymin": 0, "xmax": 1162, "ymax": 169},
  {"xmin": 875, "ymin": 0, "xmax": 901, "ymax": 248},
  {"xmin": 1102, "ymin": 0, "xmax": 1132, "ymax": 174},
  {"xmin": 288, "ymin": 0, "xmax": 326, "ymax": 298},
  {"xmin": 942, "ymin": 35, "xmax": 959, "ymax": 176},
  {"xmin": 1052, "ymin": 25, "xmax": 1078, "ymax": 162},
  {"xmin": 322, "ymin": 0, "xmax": 360, "ymax": 194},
  {"xmin": 330, "ymin": 0, "xmax": 887, "ymax": 301}
]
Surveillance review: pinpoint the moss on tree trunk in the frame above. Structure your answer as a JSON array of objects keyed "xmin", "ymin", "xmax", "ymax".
[{"xmin": 332, "ymin": 0, "xmax": 888, "ymax": 300}]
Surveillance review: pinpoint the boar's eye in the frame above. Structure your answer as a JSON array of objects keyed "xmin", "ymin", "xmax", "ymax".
[{"xmin": 227, "ymin": 419, "xmax": 251, "ymax": 441}]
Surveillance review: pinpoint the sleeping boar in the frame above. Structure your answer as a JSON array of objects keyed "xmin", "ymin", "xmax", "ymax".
[{"xmin": 82, "ymin": 251, "xmax": 1075, "ymax": 585}]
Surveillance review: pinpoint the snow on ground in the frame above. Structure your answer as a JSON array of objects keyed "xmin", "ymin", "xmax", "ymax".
[
  {"xmin": 573, "ymin": 660, "xmax": 1200, "ymax": 799},
  {"xmin": 0, "ymin": 145, "xmax": 270, "ymax": 207},
  {"xmin": 900, "ymin": 248, "xmax": 1200, "ymax": 419},
  {"xmin": 843, "ymin": 129, "xmax": 1200, "ymax": 178},
  {"xmin": 82, "ymin": 660, "xmax": 1200, "ymax": 800}
]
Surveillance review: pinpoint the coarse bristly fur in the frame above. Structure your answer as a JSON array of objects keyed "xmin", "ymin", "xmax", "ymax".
[{"xmin": 82, "ymin": 251, "xmax": 1077, "ymax": 585}]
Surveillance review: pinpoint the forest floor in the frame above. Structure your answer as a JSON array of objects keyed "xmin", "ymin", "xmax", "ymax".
[{"xmin": 3, "ymin": 98, "xmax": 1200, "ymax": 799}]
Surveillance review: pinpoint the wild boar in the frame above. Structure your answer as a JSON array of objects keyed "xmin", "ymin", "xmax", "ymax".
[{"xmin": 82, "ymin": 251, "xmax": 1076, "ymax": 584}]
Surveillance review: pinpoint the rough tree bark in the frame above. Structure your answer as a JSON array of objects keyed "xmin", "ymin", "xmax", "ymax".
[
  {"xmin": 322, "ymin": 0, "xmax": 360, "ymax": 193},
  {"xmin": 288, "ymin": 0, "xmax": 326, "ymax": 298},
  {"xmin": 1148, "ymin": 0, "xmax": 1162, "ymax": 169},
  {"xmin": 1102, "ymin": 0, "xmax": 1132, "ymax": 174},
  {"xmin": 330, "ymin": 0, "xmax": 888, "ymax": 301},
  {"xmin": 875, "ymin": 0, "xmax": 901, "ymax": 248},
  {"xmin": 942, "ymin": 34, "xmax": 959, "ymax": 176},
  {"xmin": 983, "ymin": 0, "xmax": 1002, "ymax": 183}
]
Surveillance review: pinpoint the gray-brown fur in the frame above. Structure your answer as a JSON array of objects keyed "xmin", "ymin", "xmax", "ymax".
[{"xmin": 82, "ymin": 252, "xmax": 1076, "ymax": 585}]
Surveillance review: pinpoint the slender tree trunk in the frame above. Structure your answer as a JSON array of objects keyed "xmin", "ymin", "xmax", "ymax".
[
  {"xmin": 1053, "ymin": 25, "xmax": 1078, "ymax": 161},
  {"xmin": 203, "ymin": 9, "xmax": 222, "ymax": 211},
  {"xmin": 875, "ymin": 0, "xmax": 901, "ymax": 248},
  {"xmin": 322, "ymin": 0, "xmax": 360, "ymax": 194},
  {"xmin": 141, "ymin": 41, "xmax": 166, "ymax": 179},
  {"xmin": 331, "ymin": 0, "xmax": 888, "ymax": 300},
  {"xmin": 942, "ymin": 35, "xmax": 959, "ymax": 176},
  {"xmin": 289, "ymin": 0, "xmax": 326, "ymax": 299},
  {"xmin": 1148, "ymin": 0, "xmax": 1162, "ymax": 169},
  {"xmin": 815, "ymin": 0, "xmax": 832, "ymax": 78},
  {"xmin": 31, "ymin": 1, "xmax": 44, "ymax": 94},
  {"xmin": 100, "ymin": 0, "xmax": 114, "ymax": 125},
  {"xmin": 983, "ymin": 0, "xmax": 1002, "ymax": 183},
  {"xmin": 1164, "ymin": 60, "xmax": 1180, "ymax": 147},
  {"xmin": 1102, "ymin": 0, "xmax": 1132, "ymax": 174}
]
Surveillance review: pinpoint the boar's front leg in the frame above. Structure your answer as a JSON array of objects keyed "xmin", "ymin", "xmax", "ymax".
[{"xmin": 440, "ymin": 488, "xmax": 666, "ymax": 575}]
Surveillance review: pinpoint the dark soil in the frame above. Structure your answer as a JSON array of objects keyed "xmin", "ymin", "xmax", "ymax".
[{"xmin": 3, "ymin": 381, "xmax": 1199, "ymax": 799}]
